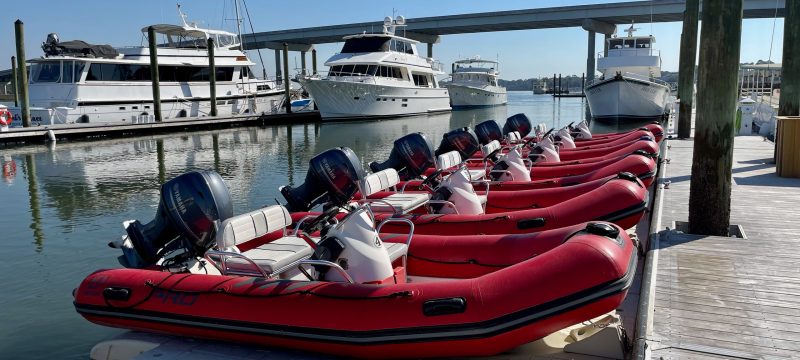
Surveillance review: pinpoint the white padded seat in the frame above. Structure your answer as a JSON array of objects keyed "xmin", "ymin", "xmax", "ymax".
[
  {"xmin": 383, "ymin": 242, "xmax": 409, "ymax": 263},
  {"xmin": 482, "ymin": 140, "xmax": 501, "ymax": 157},
  {"xmin": 437, "ymin": 151, "xmax": 462, "ymax": 171},
  {"xmin": 363, "ymin": 169, "xmax": 430, "ymax": 214},
  {"xmin": 213, "ymin": 205, "xmax": 313, "ymax": 277},
  {"xmin": 507, "ymin": 131, "xmax": 521, "ymax": 142},
  {"xmin": 467, "ymin": 169, "xmax": 486, "ymax": 181}
]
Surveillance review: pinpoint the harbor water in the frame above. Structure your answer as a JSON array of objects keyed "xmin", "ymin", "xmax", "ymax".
[{"xmin": 0, "ymin": 92, "xmax": 650, "ymax": 359}]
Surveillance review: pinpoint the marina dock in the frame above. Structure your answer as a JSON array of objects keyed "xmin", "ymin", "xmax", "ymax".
[
  {"xmin": 0, "ymin": 111, "xmax": 320, "ymax": 145},
  {"xmin": 638, "ymin": 133, "xmax": 800, "ymax": 358}
]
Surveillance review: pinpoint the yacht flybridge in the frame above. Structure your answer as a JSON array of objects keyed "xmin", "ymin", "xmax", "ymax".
[
  {"xmin": 9, "ymin": 6, "xmax": 284, "ymax": 126},
  {"xmin": 447, "ymin": 57, "xmax": 507, "ymax": 108},
  {"xmin": 584, "ymin": 23, "xmax": 670, "ymax": 123},
  {"xmin": 300, "ymin": 16, "xmax": 451, "ymax": 120}
]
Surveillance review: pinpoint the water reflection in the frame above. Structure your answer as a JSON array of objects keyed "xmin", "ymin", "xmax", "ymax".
[{"xmin": 0, "ymin": 92, "xmax": 649, "ymax": 359}]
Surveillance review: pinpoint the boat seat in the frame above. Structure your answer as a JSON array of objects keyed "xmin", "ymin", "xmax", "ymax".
[
  {"xmin": 362, "ymin": 168, "xmax": 430, "ymax": 214},
  {"xmin": 507, "ymin": 131, "xmax": 521, "ymax": 142},
  {"xmin": 211, "ymin": 205, "xmax": 314, "ymax": 277},
  {"xmin": 383, "ymin": 242, "xmax": 409, "ymax": 264},
  {"xmin": 437, "ymin": 151, "xmax": 485, "ymax": 181}
]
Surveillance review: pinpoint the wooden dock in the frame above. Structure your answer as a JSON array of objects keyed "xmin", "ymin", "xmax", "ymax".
[
  {"xmin": 0, "ymin": 111, "xmax": 321, "ymax": 145},
  {"xmin": 640, "ymin": 135, "xmax": 800, "ymax": 359}
]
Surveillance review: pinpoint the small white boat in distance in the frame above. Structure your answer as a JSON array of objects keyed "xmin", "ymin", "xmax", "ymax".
[
  {"xmin": 447, "ymin": 57, "xmax": 507, "ymax": 109},
  {"xmin": 584, "ymin": 23, "xmax": 670, "ymax": 123},
  {"xmin": 9, "ymin": 5, "xmax": 284, "ymax": 126},
  {"xmin": 300, "ymin": 16, "xmax": 451, "ymax": 120}
]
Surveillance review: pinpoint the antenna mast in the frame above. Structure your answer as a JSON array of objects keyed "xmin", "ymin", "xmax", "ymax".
[{"xmin": 234, "ymin": 0, "xmax": 244, "ymax": 50}]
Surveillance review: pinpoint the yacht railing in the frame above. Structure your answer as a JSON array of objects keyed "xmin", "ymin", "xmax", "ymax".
[
  {"xmin": 598, "ymin": 49, "xmax": 661, "ymax": 58},
  {"xmin": 319, "ymin": 71, "xmax": 381, "ymax": 84},
  {"xmin": 585, "ymin": 71, "xmax": 670, "ymax": 88}
]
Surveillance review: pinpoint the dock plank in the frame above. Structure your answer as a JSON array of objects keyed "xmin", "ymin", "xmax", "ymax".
[{"xmin": 644, "ymin": 136, "xmax": 800, "ymax": 359}]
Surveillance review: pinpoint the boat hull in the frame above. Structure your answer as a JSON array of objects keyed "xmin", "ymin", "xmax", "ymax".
[
  {"xmin": 446, "ymin": 84, "xmax": 507, "ymax": 108},
  {"xmin": 74, "ymin": 222, "xmax": 636, "ymax": 358},
  {"xmin": 585, "ymin": 76, "xmax": 670, "ymax": 122},
  {"xmin": 302, "ymin": 79, "xmax": 451, "ymax": 120}
]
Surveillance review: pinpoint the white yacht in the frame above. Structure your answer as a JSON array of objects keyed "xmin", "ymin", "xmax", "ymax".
[
  {"xmin": 299, "ymin": 16, "xmax": 451, "ymax": 120},
  {"xmin": 533, "ymin": 79, "xmax": 549, "ymax": 95},
  {"xmin": 584, "ymin": 23, "xmax": 670, "ymax": 122},
  {"xmin": 9, "ymin": 6, "xmax": 284, "ymax": 127},
  {"xmin": 446, "ymin": 58, "xmax": 507, "ymax": 108}
]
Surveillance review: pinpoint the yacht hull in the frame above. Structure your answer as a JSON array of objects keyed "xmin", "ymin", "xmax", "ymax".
[
  {"xmin": 446, "ymin": 84, "xmax": 507, "ymax": 108},
  {"xmin": 585, "ymin": 76, "xmax": 670, "ymax": 122},
  {"xmin": 302, "ymin": 79, "xmax": 451, "ymax": 120}
]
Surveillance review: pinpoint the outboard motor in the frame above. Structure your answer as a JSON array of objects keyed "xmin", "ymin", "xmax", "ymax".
[
  {"xmin": 435, "ymin": 128, "xmax": 480, "ymax": 160},
  {"xmin": 474, "ymin": 120, "xmax": 504, "ymax": 145},
  {"xmin": 121, "ymin": 170, "xmax": 233, "ymax": 268},
  {"xmin": 503, "ymin": 113, "xmax": 532, "ymax": 138},
  {"xmin": 491, "ymin": 146, "xmax": 531, "ymax": 182},
  {"xmin": 555, "ymin": 128, "xmax": 576, "ymax": 149},
  {"xmin": 430, "ymin": 170, "xmax": 484, "ymax": 215},
  {"xmin": 369, "ymin": 132, "xmax": 435, "ymax": 180},
  {"xmin": 281, "ymin": 147, "xmax": 365, "ymax": 212}
]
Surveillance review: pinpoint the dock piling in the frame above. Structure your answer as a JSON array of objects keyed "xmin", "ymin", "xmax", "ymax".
[
  {"xmin": 300, "ymin": 51, "xmax": 307, "ymax": 76},
  {"xmin": 677, "ymin": 0, "xmax": 699, "ymax": 139},
  {"xmin": 688, "ymin": 0, "xmax": 742, "ymax": 236},
  {"xmin": 312, "ymin": 49, "xmax": 317, "ymax": 75},
  {"xmin": 779, "ymin": 0, "xmax": 800, "ymax": 118},
  {"xmin": 275, "ymin": 49, "xmax": 282, "ymax": 82},
  {"xmin": 14, "ymin": 20, "xmax": 30, "ymax": 127},
  {"xmin": 282, "ymin": 43, "xmax": 291, "ymax": 114},
  {"xmin": 11, "ymin": 56, "xmax": 18, "ymax": 107},
  {"xmin": 208, "ymin": 38, "xmax": 218, "ymax": 117},
  {"xmin": 147, "ymin": 26, "xmax": 162, "ymax": 122}
]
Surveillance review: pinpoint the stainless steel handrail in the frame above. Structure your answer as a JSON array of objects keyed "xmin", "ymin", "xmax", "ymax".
[{"xmin": 297, "ymin": 260, "xmax": 355, "ymax": 283}]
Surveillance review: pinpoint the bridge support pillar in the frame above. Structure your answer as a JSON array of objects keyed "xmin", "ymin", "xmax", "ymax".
[
  {"xmin": 301, "ymin": 51, "xmax": 307, "ymax": 76},
  {"xmin": 427, "ymin": 43, "xmax": 433, "ymax": 58},
  {"xmin": 275, "ymin": 49, "xmax": 282, "ymax": 82},
  {"xmin": 585, "ymin": 30, "xmax": 596, "ymax": 121}
]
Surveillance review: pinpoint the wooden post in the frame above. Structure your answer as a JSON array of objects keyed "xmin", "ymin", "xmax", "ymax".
[
  {"xmin": 312, "ymin": 48, "xmax": 318, "ymax": 75},
  {"xmin": 558, "ymin": 74, "xmax": 562, "ymax": 94},
  {"xmin": 274, "ymin": 49, "xmax": 282, "ymax": 82},
  {"xmin": 11, "ymin": 56, "xmax": 18, "ymax": 107},
  {"xmin": 552, "ymin": 73, "xmax": 556, "ymax": 95},
  {"xmin": 776, "ymin": 0, "xmax": 800, "ymax": 163},
  {"xmin": 581, "ymin": 73, "xmax": 585, "ymax": 95},
  {"xmin": 147, "ymin": 26, "xmax": 162, "ymax": 122},
  {"xmin": 677, "ymin": 0, "xmax": 700, "ymax": 139},
  {"xmin": 207, "ymin": 38, "xmax": 217, "ymax": 117},
  {"xmin": 779, "ymin": 0, "xmax": 800, "ymax": 117},
  {"xmin": 15, "ymin": 20, "xmax": 31, "ymax": 127},
  {"xmin": 282, "ymin": 43, "xmax": 291, "ymax": 114},
  {"xmin": 688, "ymin": 0, "xmax": 742, "ymax": 236},
  {"xmin": 300, "ymin": 51, "xmax": 307, "ymax": 76}
]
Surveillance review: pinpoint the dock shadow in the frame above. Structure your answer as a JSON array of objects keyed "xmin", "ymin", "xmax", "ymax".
[
  {"xmin": 733, "ymin": 172, "xmax": 800, "ymax": 187},
  {"xmin": 665, "ymin": 162, "xmax": 776, "ymax": 186}
]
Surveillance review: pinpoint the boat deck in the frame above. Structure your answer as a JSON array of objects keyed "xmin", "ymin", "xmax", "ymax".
[
  {"xmin": 0, "ymin": 111, "xmax": 320, "ymax": 145},
  {"xmin": 644, "ymin": 135, "xmax": 800, "ymax": 359}
]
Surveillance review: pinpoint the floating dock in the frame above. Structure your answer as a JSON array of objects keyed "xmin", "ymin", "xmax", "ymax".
[
  {"xmin": 637, "ymin": 133, "xmax": 800, "ymax": 358},
  {"xmin": 0, "ymin": 111, "xmax": 321, "ymax": 145}
]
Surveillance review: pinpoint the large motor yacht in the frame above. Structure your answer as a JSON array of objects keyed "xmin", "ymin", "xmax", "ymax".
[
  {"xmin": 584, "ymin": 24, "xmax": 670, "ymax": 123},
  {"xmin": 300, "ymin": 16, "xmax": 451, "ymax": 120},
  {"xmin": 446, "ymin": 57, "xmax": 507, "ymax": 108},
  {"xmin": 9, "ymin": 7, "xmax": 284, "ymax": 126}
]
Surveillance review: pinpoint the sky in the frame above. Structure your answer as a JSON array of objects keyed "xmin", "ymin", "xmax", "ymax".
[{"xmin": 1, "ymin": 0, "xmax": 787, "ymax": 80}]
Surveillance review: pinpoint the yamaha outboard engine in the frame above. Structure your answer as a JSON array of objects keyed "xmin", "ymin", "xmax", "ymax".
[
  {"xmin": 122, "ymin": 170, "xmax": 233, "ymax": 268},
  {"xmin": 435, "ymin": 128, "xmax": 480, "ymax": 160},
  {"xmin": 474, "ymin": 120, "xmax": 503, "ymax": 145},
  {"xmin": 281, "ymin": 147, "xmax": 365, "ymax": 212},
  {"xmin": 369, "ymin": 132, "xmax": 435, "ymax": 180},
  {"xmin": 503, "ymin": 113, "xmax": 532, "ymax": 138}
]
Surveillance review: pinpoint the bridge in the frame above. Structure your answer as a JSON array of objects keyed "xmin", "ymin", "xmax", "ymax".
[{"xmin": 241, "ymin": 0, "xmax": 785, "ymax": 81}]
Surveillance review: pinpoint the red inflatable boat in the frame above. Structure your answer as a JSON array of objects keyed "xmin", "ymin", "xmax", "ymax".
[{"xmin": 74, "ymin": 213, "xmax": 636, "ymax": 359}]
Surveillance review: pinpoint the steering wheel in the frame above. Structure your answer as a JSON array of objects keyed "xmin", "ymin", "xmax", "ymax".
[
  {"xmin": 301, "ymin": 205, "xmax": 341, "ymax": 235},
  {"xmin": 421, "ymin": 169, "xmax": 444, "ymax": 189},
  {"xmin": 524, "ymin": 128, "xmax": 554, "ymax": 148}
]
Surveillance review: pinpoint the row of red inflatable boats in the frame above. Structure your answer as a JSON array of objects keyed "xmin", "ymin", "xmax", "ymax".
[{"xmin": 73, "ymin": 115, "xmax": 662, "ymax": 358}]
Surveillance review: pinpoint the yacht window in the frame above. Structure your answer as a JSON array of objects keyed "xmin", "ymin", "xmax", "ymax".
[
  {"xmin": 412, "ymin": 73, "xmax": 429, "ymax": 87},
  {"xmin": 609, "ymin": 39, "xmax": 624, "ymax": 49},
  {"xmin": 392, "ymin": 67, "xmax": 403, "ymax": 79},
  {"xmin": 341, "ymin": 37, "xmax": 390, "ymax": 53},
  {"xmin": 74, "ymin": 62, "xmax": 86, "ymax": 82},
  {"xmin": 352, "ymin": 65, "xmax": 369, "ymax": 75},
  {"xmin": 366, "ymin": 65, "xmax": 377, "ymax": 75},
  {"xmin": 32, "ymin": 62, "xmax": 62, "ymax": 83},
  {"xmin": 339, "ymin": 65, "xmax": 354, "ymax": 75},
  {"xmin": 635, "ymin": 39, "xmax": 651, "ymax": 48},
  {"xmin": 623, "ymin": 39, "xmax": 635, "ymax": 48},
  {"xmin": 240, "ymin": 67, "xmax": 250, "ymax": 79},
  {"xmin": 378, "ymin": 66, "xmax": 387, "ymax": 77},
  {"xmin": 62, "ymin": 61, "xmax": 74, "ymax": 83}
]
